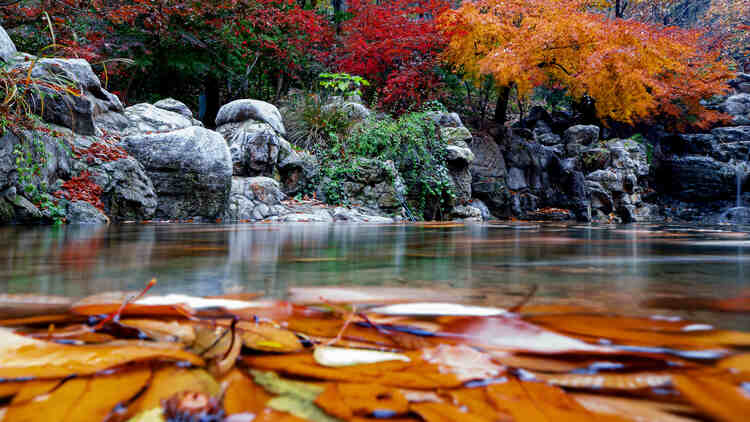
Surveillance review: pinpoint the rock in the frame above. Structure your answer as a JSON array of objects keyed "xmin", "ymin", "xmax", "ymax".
[
  {"xmin": 323, "ymin": 102, "xmax": 371, "ymax": 120},
  {"xmin": 469, "ymin": 135, "xmax": 510, "ymax": 217},
  {"xmin": 507, "ymin": 167, "xmax": 527, "ymax": 191},
  {"xmin": 10, "ymin": 194, "xmax": 43, "ymax": 222},
  {"xmin": 278, "ymin": 141, "xmax": 319, "ymax": 197},
  {"xmin": 609, "ymin": 139, "xmax": 649, "ymax": 177},
  {"xmin": 719, "ymin": 94, "xmax": 750, "ymax": 125},
  {"xmin": 122, "ymin": 127, "xmax": 232, "ymax": 218},
  {"xmin": 445, "ymin": 144, "xmax": 475, "ymax": 167},
  {"xmin": 96, "ymin": 103, "xmax": 194, "ymax": 136},
  {"xmin": 425, "ymin": 111, "xmax": 463, "ymax": 128},
  {"xmin": 282, "ymin": 211, "xmax": 334, "ymax": 223},
  {"xmin": 16, "ymin": 58, "xmax": 123, "ymax": 135},
  {"xmin": 154, "ymin": 98, "xmax": 194, "ymax": 118},
  {"xmin": 0, "ymin": 128, "xmax": 71, "ymax": 196},
  {"xmin": 532, "ymin": 121, "xmax": 562, "ymax": 146},
  {"xmin": 448, "ymin": 204, "xmax": 482, "ymax": 220},
  {"xmin": 659, "ymin": 155, "xmax": 736, "ymax": 201},
  {"xmin": 469, "ymin": 199, "xmax": 493, "ymax": 220},
  {"xmin": 226, "ymin": 122, "xmax": 282, "ymax": 177},
  {"xmin": 318, "ymin": 158, "xmax": 405, "ymax": 214},
  {"xmin": 225, "ymin": 176, "xmax": 286, "ymax": 221},
  {"xmin": 0, "ymin": 24, "xmax": 17, "ymax": 63},
  {"xmin": 711, "ymin": 126, "xmax": 750, "ymax": 144},
  {"xmin": 563, "ymin": 125, "xmax": 600, "ymax": 148},
  {"xmin": 587, "ymin": 169, "xmax": 623, "ymax": 193},
  {"xmin": 216, "ymin": 99, "xmax": 286, "ymax": 135},
  {"xmin": 585, "ymin": 180, "xmax": 614, "ymax": 213},
  {"xmin": 441, "ymin": 126, "xmax": 473, "ymax": 144},
  {"xmin": 331, "ymin": 207, "xmax": 394, "ymax": 223},
  {"xmin": 522, "ymin": 106, "xmax": 551, "ymax": 128},
  {"xmin": 64, "ymin": 200, "xmax": 109, "ymax": 224}
]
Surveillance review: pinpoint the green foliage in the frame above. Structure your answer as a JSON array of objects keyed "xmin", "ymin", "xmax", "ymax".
[
  {"xmin": 629, "ymin": 133, "xmax": 654, "ymax": 165},
  {"xmin": 318, "ymin": 73, "xmax": 370, "ymax": 99},
  {"xmin": 319, "ymin": 109, "xmax": 456, "ymax": 219},
  {"xmin": 283, "ymin": 93, "xmax": 357, "ymax": 153},
  {"xmin": 12, "ymin": 134, "xmax": 65, "ymax": 224}
]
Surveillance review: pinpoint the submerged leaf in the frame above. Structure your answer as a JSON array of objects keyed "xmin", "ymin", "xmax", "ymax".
[
  {"xmin": 673, "ymin": 374, "xmax": 750, "ymax": 422},
  {"xmin": 250, "ymin": 370, "xmax": 325, "ymax": 400},
  {"xmin": 238, "ymin": 321, "xmax": 303, "ymax": 352},
  {"xmin": 267, "ymin": 395, "xmax": 341, "ymax": 422},
  {"xmin": 315, "ymin": 383, "xmax": 409, "ymax": 419}
]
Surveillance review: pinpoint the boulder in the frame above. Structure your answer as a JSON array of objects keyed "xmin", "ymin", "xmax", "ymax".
[
  {"xmin": 445, "ymin": 143, "xmax": 475, "ymax": 167},
  {"xmin": 711, "ymin": 126, "xmax": 750, "ymax": 144},
  {"xmin": 587, "ymin": 169, "xmax": 623, "ymax": 193},
  {"xmin": 226, "ymin": 122, "xmax": 281, "ymax": 177},
  {"xmin": 225, "ymin": 176, "xmax": 286, "ymax": 221},
  {"xmin": 67, "ymin": 134, "xmax": 157, "ymax": 220},
  {"xmin": 718, "ymin": 94, "xmax": 750, "ymax": 125},
  {"xmin": 318, "ymin": 158, "xmax": 405, "ymax": 214},
  {"xmin": 122, "ymin": 127, "xmax": 232, "ymax": 218},
  {"xmin": 216, "ymin": 99, "xmax": 286, "ymax": 135},
  {"xmin": 448, "ymin": 204, "xmax": 482, "ymax": 220},
  {"xmin": 660, "ymin": 155, "xmax": 736, "ymax": 201},
  {"xmin": 0, "ymin": 24, "xmax": 17, "ymax": 63},
  {"xmin": 282, "ymin": 210, "xmax": 334, "ymax": 223},
  {"xmin": 425, "ymin": 111, "xmax": 463, "ymax": 128},
  {"xmin": 507, "ymin": 167, "xmax": 527, "ymax": 191},
  {"xmin": 154, "ymin": 98, "xmax": 194, "ymax": 119},
  {"xmin": 17, "ymin": 58, "xmax": 123, "ymax": 135},
  {"xmin": 563, "ymin": 125, "xmax": 600, "ymax": 154},
  {"xmin": 441, "ymin": 126, "xmax": 473, "ymax": 144},
  {"xmin": 532, "ymin": 121, "xmax": 562, "ymax": 146},
  {"xmin": 331, "ymin": 207, "xmax": 394, "ymax": 223},
  {"xmin": 278, "ymin": 140, "xmax": 319, "ymax": 197},
  {"xmin": 96, "ymin": 103, "xmax": 194, "ymax": 136},
  {"xmin": 64, "ymin": 200, "xmax": 110, "ymax": 224}
]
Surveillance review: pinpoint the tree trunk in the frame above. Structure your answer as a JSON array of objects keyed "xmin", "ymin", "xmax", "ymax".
[{"xmin": 494, "ymin": 85, "xmax": 511, "ymax": 126}]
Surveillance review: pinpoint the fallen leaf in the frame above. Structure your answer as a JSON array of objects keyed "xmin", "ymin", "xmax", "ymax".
[
  {"xmin": 673, "ymin": 374, "xmax": 750, "ymax": 422},
  {"xmin": 368, "ymin": 303, "xmax": 507, "ymax": 317},
  {"xmin": 125, "ymin": 367, "xmax": 220, "ymax": 417},
  {"xmin": 0, "ymin": 329, "xmax": 203, "ymax": 380},
  {"xmin": 120, "ymin": 319, "xmax": 196, "ymax": 344},
  {"xmin": 315, "ymin": 383, "xmax": 409, "ymax": 419},
  {"xmin": 410, "ymin": 402, "xmax": 494, "ymax": 422},
  {"xmin": 237, "ymin": 321, "xmax": 303, "ymax": 352},
  {"xmin": 221, "ymin": 369, "xmax": 272, "ymax": 415},
  {"xmin": 313, "ymin": 346, "xmax": 410, "ymax": 367},
  {"xmin": 574, "ymin": 394, "xmax": 700, "ymax": 422}
]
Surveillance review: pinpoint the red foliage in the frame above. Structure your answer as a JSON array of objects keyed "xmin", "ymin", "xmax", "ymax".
[
  {"xmin": 54, "ymin": 171, "xmax": 105, "ymax": 211},
  {"xmin": 335, "ymin": 0, "xmax": 450, "ymax": 113}
]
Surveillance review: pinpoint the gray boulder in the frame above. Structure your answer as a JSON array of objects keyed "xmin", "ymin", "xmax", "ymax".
[
  {"xmin": 216, "ymin": 99, "xmax": 286, "ymax": 135},
  {"xmin": 0, "ymin": 24, "xmax": 17, "ymax": 63},
  {"xmin": 225, "ymin": 176, "xmax": 286, "ymax": 221},
  {"xmin": 661, "ymin": 155, "xmax": 736, "ymax": 201},
  {"xmin": 278, "ymin": 140, "xmax": 319, "ymax": 196},
  {"xmin": 96, "ymin": 103, "xmax": 194, "ymax": 136},
  {"xmin": 122, "ymin": 127, "xmax": 232, "ymax": 218},
  {"xmin": 719, "ymin": 94, "xmax": 750, "ymax": 125},
  {"xmin": 64, "ymin": 200, "xmax": 110, "ymax": 224},
  {"xmin": 425, "ymin": 111, "xmax": 463, "ymax": 128},
  {"xmin": 154, "ymin": 98, "xmax": 194, "ymax": 118},
  {"xmin": 16, "ymin": 58, "xmax": 123, "ymax": 135},
  {"xmin": 441, "ymin": 126, "xmax": 473, "ymax": 144},
  {"xmin": 563, "ymin": 125, "xmax": 600, "ymax": 157},
  {"xmin": 226, "ymin": 122, "xmax": 281, "ymax": 177}
]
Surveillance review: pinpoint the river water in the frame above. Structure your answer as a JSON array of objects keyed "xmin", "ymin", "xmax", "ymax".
[{"xmin": 1, "ymin": 222, "xmax": 748, "ymax": 329}]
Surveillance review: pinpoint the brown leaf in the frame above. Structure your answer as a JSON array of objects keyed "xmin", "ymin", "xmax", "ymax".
[
  {"xmin": 0, "ymin": 329, "xmax": 203, "ymax": 380},
  {"xmin": 573, "ymin": 394, "xmax": 701, "ymax": 422},
  {"xmin": 315, "ymin": 383, "xmax": 409, "ymax": 419},
  {"xmin": 237, "ymin": 321, "xmax": 303, "ymax": 352},
  {"xmin": 120, "ymin": 319, "xmax": 196, "ymax": 344},
  {"xmin": 221, "ymin": 369, "xmax": 272, "ymax": 415},
  {"xmin": 673, "ymin": 374, "xmax": 750, "ymax": 422},
  {"xmin": 410, "ymin": 402, "xmax": 494, "ymax": 422},
  {"xmin": 125, "ymin": 367, "xmax": 220, "ymax": 418}
]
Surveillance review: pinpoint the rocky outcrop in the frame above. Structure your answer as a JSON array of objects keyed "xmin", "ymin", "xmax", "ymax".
[
  {"xmin": 225, "ymin": 176, "xmax": 287, "ymax": 221},
  {"xmin": 318, "ymin": 158, "xmax": 406, "ymax": 215},
  {"xmin": 0, "ymin": 24, "xmax": 17, "ymax": 63},
  {"xmin": 122, "ymin": 127, "xmax": 232, "ymax": 219},
  {"xmin": 225, "ymin": 122, "xmax": 282, "ymax": 177},
  {"xmin": 154, "ymin": 98, "xmax": 194, "ymax": 119},
  {"xmin": 17, "ymin": 58, "xmax": 124, "ymax": 136}
]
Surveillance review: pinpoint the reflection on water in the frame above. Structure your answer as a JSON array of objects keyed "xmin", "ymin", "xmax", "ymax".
[{"xmin": 0, "ymin": 222, "xmax": 748, "ymax": 329}]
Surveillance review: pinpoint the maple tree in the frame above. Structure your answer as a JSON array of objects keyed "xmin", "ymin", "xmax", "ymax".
[
  {"xmin": 334, "ymin": 0, "xmax": 450, "ymax": 113},
  {"xmin": 438, "ymin": 0, "xmax": 733, "ymax": 129}
]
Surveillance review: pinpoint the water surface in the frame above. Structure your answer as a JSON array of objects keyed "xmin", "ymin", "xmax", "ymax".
[{"xmin": 1, "ymin": 222, "xmax": 748, "ymax": 329}]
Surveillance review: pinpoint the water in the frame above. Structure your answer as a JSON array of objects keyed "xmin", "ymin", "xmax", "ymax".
[{"xmin": 1, "ymin": 222, "xmax": 748, "ymax": 329}]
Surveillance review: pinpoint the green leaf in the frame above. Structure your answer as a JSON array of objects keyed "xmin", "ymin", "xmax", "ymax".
[{"xmin": 267, "ymin": 396, "xmax": 341, "ymax": 422}]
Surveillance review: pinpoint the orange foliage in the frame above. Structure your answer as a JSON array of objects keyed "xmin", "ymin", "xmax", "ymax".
[{"xmin": 438, "ymin": 0, "xmax": 733, "ymax": 129}]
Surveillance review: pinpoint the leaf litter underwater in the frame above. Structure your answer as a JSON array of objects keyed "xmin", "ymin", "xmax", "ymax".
[{"xmin": 0, "ymin": 280, "xmax": 748, "ymax": 422}]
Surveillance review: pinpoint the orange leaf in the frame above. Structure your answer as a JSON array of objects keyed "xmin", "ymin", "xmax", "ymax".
[
  {"xmin": 673, "ymin": 375, "xmax": 750, "ymax": 422},
  {"xmin": 315, "ymin": 383, "xmax": 409, "ymax": 419}
]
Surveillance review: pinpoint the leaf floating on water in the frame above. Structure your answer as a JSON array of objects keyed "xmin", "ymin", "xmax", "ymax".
[
  {"xmin": 533, "ymin": 371, "xmax": 675, "ymax": 390},
  {"xmin": 410, "ymin": 402, "xmax": 495, "ymax": 422},
  {"xmin": 422, "ymin": 345, "xmax": 505, "ymax": 382},
  {"xmin": 267, "ymin": 395, "xmax": 341, "ymax": 422},
  {"xmin": 63, "ymin": 368, "xmax": 152, "ymax": 422},
  {"xmin": 3, "ymin": 378, "xmax": 88, "ymax": 422},
  {"xmin": 673, "ymin": 374, "xmax": 750, "ymax": 422},
  {"xmin": 574, "ymin": 394, "xmax": 700, "ymax": 422},
  {"xmin": 368, "ymin": 303, "xmax": 507, "ymax": 317},
  {"xmin": 126, "ymin": 408, "xmax": 165, "ymax": 422},
  {"xmin": 238, "ymin": 321, "xmax": 303, "ymax": 352},
  {"xmin": 315, "ymin": 383, "xmax": 409, "ymax": 419},
  {"xmin": 120, "ymin": 319, "xmax": 196, "ymax": 344},
  {"xmin": 0, "ymin": 328, "xmax": 203, "ymax": 380},
  {"xmin": 125, "ymin": 367, "xmax": 220, "ymax": 418},
  {"xmin": 250, "ymin": 370, "xmax": 325, "ymax": 400},
  {"xmin": 718, "ymin": 353, "xmax": 750, "ymax": 372},
  {"xmin": 313, "ymin": 346, "xmax": 411, "ymax": 367},
  {"xmin": 221, "ymin": 369, "xmax": 272, "ymax": 415},
  {"xmin": 439, "ymin": 316, "xmax": 613, "ymax": 354}
]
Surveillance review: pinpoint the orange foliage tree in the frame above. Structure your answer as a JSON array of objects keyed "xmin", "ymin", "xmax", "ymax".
[{"xmin": 438, "ymin": 0, "xmax": 733, "ymax": 130}]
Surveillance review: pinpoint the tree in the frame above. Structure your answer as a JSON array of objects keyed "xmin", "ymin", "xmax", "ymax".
[
  {"xmin": 438, "ymin": 0, "xmax": 733, "ymax": 130},
  {"xmin": 334, "ymin": 0, "xmax": 449, "ymax": 113}
]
